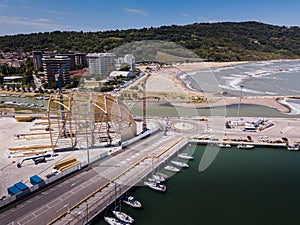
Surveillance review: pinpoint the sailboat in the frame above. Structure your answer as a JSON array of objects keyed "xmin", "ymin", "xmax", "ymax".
[
  {"xmin": 170, "ymin": 160, "xmax": 189, "ymax": 168},
  {"xmin": 105, "ymin": 182, "xmax": 135, "ymax": 224},
  {"xmin": 178, "ymin": 153, "xmax": 194, "ymax": 160},
  {"xmin": 112, "ymin": 210, "xmax": 134, "ymax": 224},
  {"xmin": 104, "ymin": 216, "xmax": 130, "ymax": 225},
  {"xmin": 144, "ymin": 181, "xmax": 167, "ymax": 192}
]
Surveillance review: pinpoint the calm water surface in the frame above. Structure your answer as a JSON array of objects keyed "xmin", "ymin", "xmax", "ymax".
[{"xmin": 94, "ymin": 145, "xmax": 300, "ymax": 225}]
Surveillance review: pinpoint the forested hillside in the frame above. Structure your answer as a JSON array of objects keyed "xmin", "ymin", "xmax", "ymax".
[{"xmin": 1, "ymin": 21, "xmax": 300, "ymax": 62}]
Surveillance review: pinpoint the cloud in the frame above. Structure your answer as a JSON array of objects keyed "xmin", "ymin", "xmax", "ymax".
[
  {"xmin": 0, "ymin": 4, "xmax": 9, "ymax": 8},
  {"xmin": 123, "ymin": 8, "xmax": 148, "ymax": 16},
  {"xmin": 45, "ymin": 9, "xmax": 74, "ymax": 16},
  {"xmin": 181, "ymin": 13, "xmax": 189, "ymax": 17},
  {"xmin": 0, "ymin": 16, "xmax": 70, "ymax": 30}
]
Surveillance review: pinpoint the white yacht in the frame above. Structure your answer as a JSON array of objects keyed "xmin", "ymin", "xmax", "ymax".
[
  {"xmin": 155, "ymin": 172, "xmax": 168, "ymax": 180},
  {"xmin": 217, "ymin": 143, "xmax": 232, "ymax": 148},
  {"xmin": 287, "ymin": 146, "xmax": 300, "ymax": 151},
  {"xmin": 237, "ymin": 143, "xmax": 254, "ymax": 149},
  {"xmin": 153, "ymin": 173, "xmax": 167, "ymax": 182},
  {"xmin": 144, "ymin": 181, "xmax": 167, "ymax": 192},
  {"xmin": 178, "ymin": 153, "xmax": 194, "ymax": 160},
  {"xmin": 170, "ymin": 160, "xmax": 189, "ymax": 168},
  {"xmin": 123, "ymin": 195, "xmax": 142, "ymax": 208},
  {"xmin": 164, "ymin": 165, "xmax": 180, "ymax": 172},
  {"xmin": 104, "ymin": 216, "xmax": 130, "ymax": 225},
  {"xmin": 112, "ymin": 210, "xmax": 134, "ymax": 224}
]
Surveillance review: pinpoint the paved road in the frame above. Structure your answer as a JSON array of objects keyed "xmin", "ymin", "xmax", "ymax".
[{"xmin": 0, "ymin": 130, "xmax": 174, "ymax": 225}]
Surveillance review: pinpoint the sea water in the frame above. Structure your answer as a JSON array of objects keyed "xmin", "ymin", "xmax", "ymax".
[
  {"xmin": 181, "ymin": 59, "xmax": 300, "ymax": 97},
  {"xmin": 94, "ymin": 145, "xmax": 300, "ymax": 225}
]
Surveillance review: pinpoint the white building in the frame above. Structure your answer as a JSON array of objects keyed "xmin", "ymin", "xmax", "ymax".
[
  {"xmin": 86, "ymin": 53, "xmax": 116, "ymax": 77},
  {"xmin": 124, "ymin": 54, "xmax": 135, "ymax": 71}
]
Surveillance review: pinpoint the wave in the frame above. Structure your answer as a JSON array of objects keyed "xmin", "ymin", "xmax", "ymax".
[{"xmin": 278, "ymin": 98, "xmax": 300, "ymax": 115}]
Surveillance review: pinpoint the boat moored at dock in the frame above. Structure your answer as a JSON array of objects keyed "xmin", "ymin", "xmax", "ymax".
[
  {"xmin": 178, "ymin": 153, "xmax": 194, "ymax": 160},
  {"xmin": 164, "ymin": 165, "xmax": 180, "ymax": 172},
  {"xmin": 287, "ymin": 146, "xmax": 300, "ymax": 151},
  {"xmin": 122, "ymin": 195, "xmax": 142, "ymax": 208},
  {"xmin": 112, "ymin": 210, "xmax": 134, "ymax": 224},
  {"xmin": 104, "ymin": 216, "xmax": 130, "ymax": 225},
  {"xmin": 170, "ymin": 160, "xmax": 189, "ymax": 168},
  {"xmin": 237, "ymin": 143, "xmax": 254, "ymax": 149},
  {"xmin": 144, "ymin": 181, "xmax": 167, "ymax": 192},
  {"xmin": 217, "ymin": 143, "xmax": 232, "ymax": 148}
]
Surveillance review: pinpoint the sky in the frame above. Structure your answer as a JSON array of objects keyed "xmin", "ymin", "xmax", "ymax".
[{"xmin": 0, "ymin": 0, "xmax": 300, "ymax": 36}]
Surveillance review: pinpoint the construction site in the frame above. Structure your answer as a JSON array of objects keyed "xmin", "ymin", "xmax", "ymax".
[{"xmin": 0, "ymin": 91, "xmax": 138, "ymax": 199}]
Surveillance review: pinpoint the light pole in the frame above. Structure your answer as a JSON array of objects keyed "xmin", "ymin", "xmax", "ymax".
[{"xmin": 236, "ymin": 85, "xmax": 244, "ymax": 127}]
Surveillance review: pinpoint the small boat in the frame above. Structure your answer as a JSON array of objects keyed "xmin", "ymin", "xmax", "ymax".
[
  {"xmin": 155, "ymin": 172, "xmax": 168, "ymax": 180},
  {"xmin": 112, "ymin": 210, "xmax": 134, "ymax": 224},
  {"xmin": 217, "ymin": 143, "xmax": 231, "ymax": 148},
  {"xmin": 164, "ymin": 165, "xmax": 180, "ymax": 172},
  {"xmin": 237, "ymin": 143, "xmax": 254, "ymax": 149},
  {"xmin": 178, "ymin": 153, "xmax": 194, "ymax": 160},
  {"xmin": 104, "ymin": 216, "xmax": 130, "ymax": 225},
  {"xmin": 147, "ymin": 176, "xmax": 158, "ymax": 182},
  {"xmin": 287, "ymin": 146, "xmax": 300, "ymax": 151},
  {"xmin": 153, "ymin": 173, "xmax": 167, "ymax": 182},
  {"xmin": 170, "ymin": 160, "xmax": 189, "ymax": 168},
  {"xmin": 144, "ymin": 181, "xmax": 167, "ymax": 192},
  {"xmin": 122, "ymin": 195, "xmax": 142, "ymax": 208}
]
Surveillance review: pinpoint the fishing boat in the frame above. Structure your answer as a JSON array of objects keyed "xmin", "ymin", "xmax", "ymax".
[
  {"xmin": 122, "ymin": 195, "xmax": 142, "ymax": 208},
  {"xmin": 170, "ymin": 160, "xmax": 189, "ymax": 168},
  {"xmin": 237, "ymin": 143, "xmax": 254, "ymax": 149},
  {"xmin": 164, "ymin": 165, "xmax": 180, "ymax": 172},
  {"xmin": 144, "ymin": 181, "xmax": 167, "ymax": 192},
  {"xmin": 287, "ymin": 145, "xmax": 300, "ymax": 151},
  {"xmin": 112, "ymin": 210, "xmax": 134, "ymax": 224},
  {"xmin": 217, "ymin": 143, "xmax": 232, "ymax": 148},
  {"xmin": 178, "ymin": 153, "xmax": 194, "ymax": 160},
  {"xmin": 104, "ymin": 216, "xmax": 130, "ymax": 225}
]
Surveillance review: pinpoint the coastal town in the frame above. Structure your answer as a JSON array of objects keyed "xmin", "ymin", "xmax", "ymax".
[{"xmin": 1, "ymin": 1, "xmax": 300, "ymax": 225}]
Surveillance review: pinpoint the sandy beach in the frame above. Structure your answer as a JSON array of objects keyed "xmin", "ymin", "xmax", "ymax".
[{"xmin": 135, "ymin": 61, "xmax": 296, "ymax": 114}]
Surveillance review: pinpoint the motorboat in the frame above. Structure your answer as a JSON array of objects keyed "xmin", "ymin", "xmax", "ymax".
[
  {"xmin": 237, "ymin": 143, "xmax": 254, "ymax": 149},
  {"xmin": 287, "ymin": 146, "xmax": 300, "ymax": 151},
  {"xmin": 155, "ymin": 172, "xmax": 168, "ymax": 180},
  {"xmin": 164, "ymin": 165, "xmax": 180, "ymax": 172},
  {"xmin": 178, "ymin": 153, "xmax": 194, "ymax": 160},
  {"xmin": 122, "ymin": 195, "xmax": 142, "ymax": 208},
  {"xmin": 112, "ymin": 210, "xmax": 134, "ymax": 224},
  {"xmin": 170, "ymin": 160, "xmax": 189, "ymax": 168},
  {"xmin": 153, "ymin": 173, "xmax": 167, "ymax": 182},
  {"xmin": 217, "ymin": 143, "xmax": 232, "ymax": 148},
  {"xmin": 148, "ymin": 173, "xmax": 167, "ymax": 182},
  {"xmin": 104, "ymin": 216, "xmax": 130, "ymax": 225},
  {"xmin": 144, "ymin": 181, "xmax": 167, "ymax": 192}
]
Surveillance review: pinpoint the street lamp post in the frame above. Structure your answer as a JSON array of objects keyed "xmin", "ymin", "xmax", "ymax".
[{"xmin": 236, "ymin": 85, "xmax": 244, "ymax": 127}]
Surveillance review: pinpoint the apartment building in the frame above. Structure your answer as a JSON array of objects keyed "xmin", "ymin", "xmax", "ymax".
[{"xmin": 86, "ymin": 53, "xmax": 115, "ymax": 77}]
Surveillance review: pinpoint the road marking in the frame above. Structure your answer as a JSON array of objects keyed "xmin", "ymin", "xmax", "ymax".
[
  {"xmin": 47, "ymin": 198, "xmax": 62, "ymax": 208},
  {"xmin": 33, "ymin": 205, "xmax": 50, "ymax": 217},
  {"xmin": 17, "ymin": 213, "xmax": 36, "ymax": 225}
]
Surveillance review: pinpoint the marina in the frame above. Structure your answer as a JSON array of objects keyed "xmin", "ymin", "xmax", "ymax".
[{"xmin": 95, "ymin": 144, "xmax": 300, "ymax": 225}]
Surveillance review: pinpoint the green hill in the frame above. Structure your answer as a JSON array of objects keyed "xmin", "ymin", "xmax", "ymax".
[{"xmin": 1, "ymin": 21, "xmax": 300, "ymax": 62}]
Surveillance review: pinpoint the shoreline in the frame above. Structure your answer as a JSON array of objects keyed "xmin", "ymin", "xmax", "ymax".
[{"xmin": 144, "ymin": 61, "xmax": 300, "ymax": 115}]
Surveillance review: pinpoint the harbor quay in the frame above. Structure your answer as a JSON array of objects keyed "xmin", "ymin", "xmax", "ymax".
[{"xmin": 0, "ymin": 115, "xmax": 299, "ymax": 225}]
